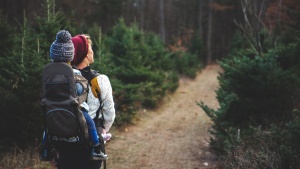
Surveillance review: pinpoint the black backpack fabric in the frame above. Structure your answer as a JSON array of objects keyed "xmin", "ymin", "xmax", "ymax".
[{"xmin": 41, "ymin": 62, "xmax": 89, "ymax": 144}]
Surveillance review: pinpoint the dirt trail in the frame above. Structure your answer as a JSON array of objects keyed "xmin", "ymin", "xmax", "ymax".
[{"xmin": 106, "ymin": 64, "xmax": 222, "ymax": 169}]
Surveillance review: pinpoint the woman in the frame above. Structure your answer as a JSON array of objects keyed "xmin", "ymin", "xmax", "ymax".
[{"xmin": 71, "ymin": 34, "xmax": 115, "ymax": 135}]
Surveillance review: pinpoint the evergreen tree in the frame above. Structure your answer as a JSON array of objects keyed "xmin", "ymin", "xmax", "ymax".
[
  {"xmin": 104, "ymin": 19, "xmax": 178, "ymax": 125},
  {"xmin": 34, "ymin": 0, "xmax": 74, "ymax": 60},
  {"xmin": 0, "ymin": 12, "xmax": 16, "ymax": 57},
  {"xmin": 197, "ymin": 8, "xmax": 300, "ymax": 167},
  {"xmin": 0, "ymin": 12, "xmax": 46, "ymax": 150},
  {"xmin": 0, "ymin": 0, "xmax": 74, "ymax": 151}
]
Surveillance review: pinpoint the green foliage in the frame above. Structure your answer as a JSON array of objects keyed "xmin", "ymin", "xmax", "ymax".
[
  {"xmin": 220, "ymin": 55, "xmax": 298, "ymax": 127},
  {"xmin": 88, "ymin": 26, "xmax": 115, "ymax": 77},
  {"xmin": 199, "ymin": 51, "xmax": 300, "ymax": 153},
  {"xmin": 197, "ymin": 101, "xmax": 238, "ymax": 154},
  {"xmin": 0, "ymin": 0, "xmax": 207, "ymax": 152},
  {"xmin": 171, "ymin": 51, "xmax": 200, "ymax": 78},
  {"xmin": 189, "ymin": 30, "xmax": 205, "ymax": 63},
  {"xmin": 102, "ymin": 19, "xmax": 179, "ymax": 125},
  {"xmin": 275, "ymin": 41, "xmax": 300, "ymax": 71},
  {"xmin": 228, "ymin": 27, "xmax": 296, "ymax": 58},
  {"xmin": 0, "ymin": 19, "xmax": 46, "ymax": 150},
  {"xmin": 168, "ymin": 31, "xmax": 204, "ymax": 78},
  {"xmin": 275, "ymin": 110, "xmax": 300, "ymax": 168},
  {"xmin": 34, "ymin": 0, "xmax": 72, "ymax": 60},
  {"xmin": 0, "ymin": 12, "xmax": 16, "ymax": 57},
  {"xmin": 228, "ymin": 31, "xmax": 256, "ymax": 58},
  {"xmin": 0, "ymin": 0, "xmax": 71, "ymax": 151},
  {"xmin": 198, "ymin": 35, "xmax": 300, "ymax": 168}
]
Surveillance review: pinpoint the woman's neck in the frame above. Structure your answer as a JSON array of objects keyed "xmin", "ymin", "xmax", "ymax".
[{"xmin": 76, "ymin": 58, "xmax": 89, "ymax": 69}]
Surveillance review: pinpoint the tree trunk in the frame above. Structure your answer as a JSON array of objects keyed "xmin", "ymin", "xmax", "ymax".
[
  {"xmin": 140, "ymin": 0, "xmax": 144, "ymax": 30},
  {"xmin": 159, "ymin": 0, "xmax": 165, "ymax": 43},
  {"xmin": 198, "ymin": 0, "xmax": 204, "ymax": 36},
  {"xmin": 207, "ymin": 0, "xmax": 213, "ymax": 64}
]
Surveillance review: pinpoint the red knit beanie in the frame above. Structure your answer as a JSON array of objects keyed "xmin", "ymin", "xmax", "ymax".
[{"xmin": 71, "ymin": 35, "xmax": 89, "ymax": 65}]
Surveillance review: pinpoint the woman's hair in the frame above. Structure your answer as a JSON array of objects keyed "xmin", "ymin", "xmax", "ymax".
[{"xmin": 81, "ymin": 34, "xmax": 92, "ymax": 46}]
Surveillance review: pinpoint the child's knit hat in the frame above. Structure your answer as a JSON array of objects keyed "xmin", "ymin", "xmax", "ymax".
[{"xmin": 50, "ymin": 30, "xmax": 74, "ymax": 62}]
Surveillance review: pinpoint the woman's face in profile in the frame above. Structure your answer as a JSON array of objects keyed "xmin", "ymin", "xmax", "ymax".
[{"xmin": 87, "ymin": 44, "xmax": 94, "ymax": 64}]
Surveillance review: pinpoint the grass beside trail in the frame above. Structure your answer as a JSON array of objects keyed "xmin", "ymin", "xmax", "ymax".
[{"xmin": 0, "ymin": 145, "xmax": 52, "ymax": 169}]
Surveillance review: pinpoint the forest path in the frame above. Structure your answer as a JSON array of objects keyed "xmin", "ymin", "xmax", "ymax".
[{"xmin": 106, "ymin": 64, "xmax": 222, "ymax": 169}]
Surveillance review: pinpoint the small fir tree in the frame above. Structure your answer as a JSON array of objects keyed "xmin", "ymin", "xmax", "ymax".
[{"xmin": 104, "ymin": 19, "xmax": 179, "ymax": 125}]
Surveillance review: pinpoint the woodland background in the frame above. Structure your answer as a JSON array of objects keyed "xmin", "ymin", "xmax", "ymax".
[{"xmin": 0, "ymin": 0, "xmax": 300, "ymax": 168}]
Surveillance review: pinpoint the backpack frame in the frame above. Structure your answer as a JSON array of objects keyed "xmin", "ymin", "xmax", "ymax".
[{"xmin": 41, "ymin": 62, "xmax": 89, "ymax": 145}]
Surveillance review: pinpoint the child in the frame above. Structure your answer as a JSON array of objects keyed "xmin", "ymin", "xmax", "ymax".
[{"xmin": 74, "ymin": 75, "xmax": 109, "ymax": 160}]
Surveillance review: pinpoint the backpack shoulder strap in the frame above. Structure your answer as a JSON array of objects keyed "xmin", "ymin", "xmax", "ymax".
[
  {"xmin": 79, "ymin": 67, "xmax": 105, "ymax": 128},
  {"xmin": 89, "ymin": 70, "xmax": 105, "ymax": 129},
  {"xmin": 90, "ymin": 70, "xmax": 101, "ymax": 99},
  {"xmin": 80, "ymin": 67, "xmax": 101, "ymax": 98}
]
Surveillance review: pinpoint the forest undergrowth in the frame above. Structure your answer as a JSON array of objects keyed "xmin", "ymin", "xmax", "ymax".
[{"xmin": 0, "ymin": 64, "xmax": 221, "ymax": 169}]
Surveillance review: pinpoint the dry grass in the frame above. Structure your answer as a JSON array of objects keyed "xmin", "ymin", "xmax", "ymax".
[
  {"xmin": 0, "ymin": 145, "xmax": 52, "ymax": 169},
  {"xmin": 221, "ymin": 129, "xmax": 281, "ymax": 169}
]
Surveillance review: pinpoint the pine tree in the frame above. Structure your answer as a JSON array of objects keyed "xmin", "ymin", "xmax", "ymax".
[
  {"xmin": 0, "ymin": 11, "xmax": 45, "ymax": 149},
  {"xmin": 34, "ymin": 0, "xmax": 73, "ymax": 60},
  {"xmin": 0, "ymin": 12, "xmax": 16, "ymax": 57},
  {"xmin": 104, "ymin": 19, "xmax": 178, "ymax": 125},
  {"xmin": 0, "ymin": 0, "xmax": 74, "ymax": 150}
]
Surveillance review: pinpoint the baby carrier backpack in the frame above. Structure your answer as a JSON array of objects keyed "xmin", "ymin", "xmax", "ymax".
[{"xmin": 40, "ymin": 62, "xmax": 89, "ymax": 150}]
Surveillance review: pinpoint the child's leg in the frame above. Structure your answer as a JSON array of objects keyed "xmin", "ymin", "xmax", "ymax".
[
  {"xmin": 40, "ymin": 131, "xmax": 56, "ymax": 161},
  {"xmin": 82, "ymin": 109, "xmax": 99, "ymax": 145},
  {"xmin": 82, "ymin": 109, "xmax": 108, "ymax": 160},
  {"xmin": 40, "ymin": 131, "xmax": 48, "ymax": 160},
  {"xmin": 42, "ymin": 131, "xmax": 47, "ymax": 143}
]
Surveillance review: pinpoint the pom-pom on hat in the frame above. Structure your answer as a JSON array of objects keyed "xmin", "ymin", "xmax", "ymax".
[
  {"xmin": 50, "ymin": 30, "xmax": 74, "ymax": 62},
  {"xmin": 71, "ymin": 35, "xmax": 89, "ymax": 65}
]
